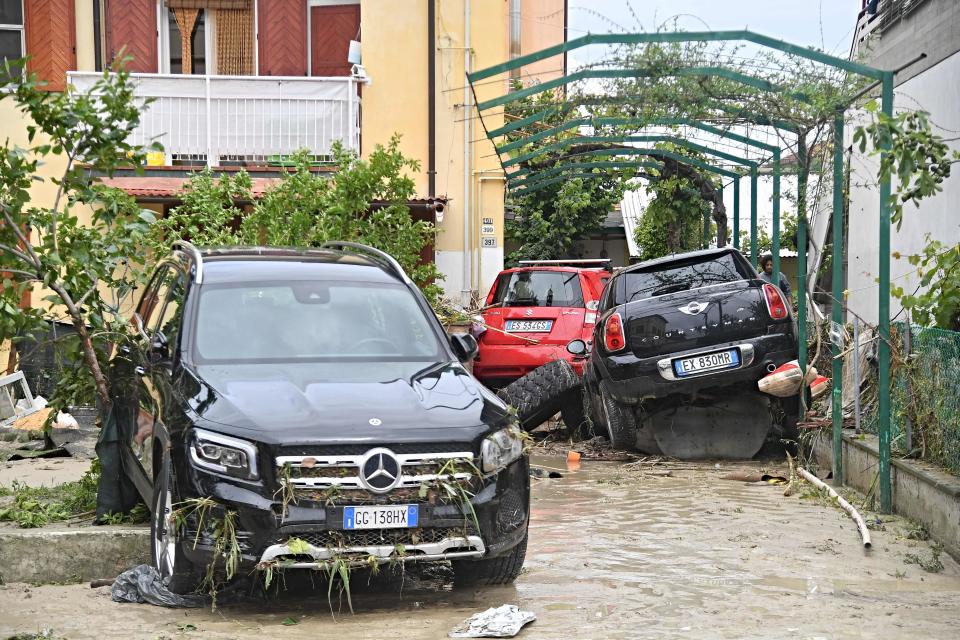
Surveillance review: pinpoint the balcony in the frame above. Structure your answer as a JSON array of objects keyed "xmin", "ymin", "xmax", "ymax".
[{"xmin": 67, "ymin": 72, "xmax": 361, "ymax": 167}]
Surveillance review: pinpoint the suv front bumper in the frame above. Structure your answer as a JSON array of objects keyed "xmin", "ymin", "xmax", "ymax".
[{"xmin": 177, "ymin": 456, "xmax": 530, "ymax": 571}]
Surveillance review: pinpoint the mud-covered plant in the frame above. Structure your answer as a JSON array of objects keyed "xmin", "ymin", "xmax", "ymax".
[
  {"xmin": 170, "ymin": 497, "xmax": 240, "ymax": 608},
  {"xmin": 273, "ymin": 463, "xmax": 298, "ymax": 516},
  {"xmin": 324, "ymin": 555, "xmax": 354, "ymax": 615},
  {"xmin": 422, "ymin": 458, "xmax": 482, "ymax": 535}
]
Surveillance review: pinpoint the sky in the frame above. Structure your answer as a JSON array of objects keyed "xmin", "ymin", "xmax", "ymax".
[{"xmin": 566, "ymin": 0, "xmax": 861, "ymax": 56}]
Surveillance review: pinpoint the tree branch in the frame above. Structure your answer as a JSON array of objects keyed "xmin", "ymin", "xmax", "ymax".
[
  {"xmin": 50, "ymin": 151, "xmax": 76, "ymax": 254},
  {"xmin": 0, "ymin": 207, "xmax": 42, "ymax": 271}
]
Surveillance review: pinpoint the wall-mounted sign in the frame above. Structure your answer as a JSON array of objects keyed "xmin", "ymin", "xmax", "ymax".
[
  {"xmin": 481, "ymin": 237, "xmax": 497, "ymax": 248},
  {"xmin": 481, "ymin": 224, "xmax": 495, "ymax": 235},
  {"xmin": 482, "ymin": 217, "xmax": 494, "ymax": 225}
]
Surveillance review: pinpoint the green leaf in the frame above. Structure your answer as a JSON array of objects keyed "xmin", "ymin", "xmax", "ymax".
[{"xmin": 281, "ymin": 617, "xmax": 298, "ymax": 626}]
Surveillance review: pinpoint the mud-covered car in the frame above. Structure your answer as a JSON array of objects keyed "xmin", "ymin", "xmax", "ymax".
[
  {"xmin": 581, "ymin": 248, "xmax": 799, "ymax": 459},
  {"xmin": 110, "ymin": 242, "xmax": 529, "ymax": 592}
]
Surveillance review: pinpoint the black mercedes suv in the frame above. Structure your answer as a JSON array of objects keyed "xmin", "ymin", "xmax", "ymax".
[
  {"xmin": 110, "ymin": 242, "xmax": 529, "ymax": 592},
  {"xmin": 580, "ymin": 248, "xmax": 798, "ymax": 459}
]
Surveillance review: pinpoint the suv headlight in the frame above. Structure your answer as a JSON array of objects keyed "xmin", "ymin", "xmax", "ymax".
[
  {"xmin": 189, "ymin": 428, "xmax": 259, "ymax": 481},
  {"xmin": 480, "ymin": 428, "xmax": 524, "ymax": 473}
]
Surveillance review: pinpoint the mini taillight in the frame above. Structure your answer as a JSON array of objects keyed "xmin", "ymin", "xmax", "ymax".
[
  {"xmin": 604, "ymin": 312, "xmax": 626, "ymax": 352},
  {"xmin": 763, "ymin": 283, "xmax": 790, "ymax": 320}
]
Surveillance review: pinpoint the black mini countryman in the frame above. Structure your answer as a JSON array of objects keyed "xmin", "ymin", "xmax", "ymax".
[{"xmin": 109, "ymin": 242, "xmax": 529, "ymax": 592}]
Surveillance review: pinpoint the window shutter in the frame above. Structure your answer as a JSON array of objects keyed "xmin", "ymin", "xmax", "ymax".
[
  {"xmin": 310, "ymin": 4, "xmax": 360, "ymax": 77},
  {"xmin": 105, "ymin": 0, "xmax": 159, "ymax": 73},
  {"xmin": 258, "ymin": 0, "xmax": 307, "ymax": 76},
  {"xmin": 24, "ymin": 0, "xmax": 77, "ymax": 92}
]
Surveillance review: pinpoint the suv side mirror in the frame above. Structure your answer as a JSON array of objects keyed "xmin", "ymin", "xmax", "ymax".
[{"xmin": 449, "ymin": 333, "xmax": 479, "ymax": 363}]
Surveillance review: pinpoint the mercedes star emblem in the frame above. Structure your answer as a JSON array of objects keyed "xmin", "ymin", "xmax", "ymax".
[{"xmin": 359, "ymin": 448, "xmax": 401, "ymax": 493}]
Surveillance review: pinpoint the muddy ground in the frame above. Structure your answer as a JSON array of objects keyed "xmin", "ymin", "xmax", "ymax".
[{"xmin": 2, "ymin": 456, "xmax": 959, "ymax": 640}]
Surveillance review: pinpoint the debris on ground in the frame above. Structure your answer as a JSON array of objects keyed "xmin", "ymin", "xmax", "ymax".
[
  {"xmin": 449, "ymin": 605, "xmax": 536, "ymax": 638},
  {"xmin": 110, "ymin": 565, "xmax": 207, "ymax": 608},
  {"xmin": 720, "ymin": 470, "xmax": 788, "ymax": 483},
  {"xmin": 529, "ymin": 467, "xmax": 563, "ymax": 479},
  {"xmin": 532, "ymin": 433, "xmax": 638, "ymax": 462}
]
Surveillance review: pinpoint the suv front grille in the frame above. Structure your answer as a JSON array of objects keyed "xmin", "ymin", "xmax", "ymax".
[{"xmin": 275, "ymin": 448, "xmax": 477, "ymax": 496}]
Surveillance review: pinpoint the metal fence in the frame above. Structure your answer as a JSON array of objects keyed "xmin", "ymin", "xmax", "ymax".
[
  {"xmin": 68, "ymin": 72, "xmax": 362, "ymax": 166},
  {"xmin": 862, "ymin": 323, "xmax": 960, "ymax": 476}
]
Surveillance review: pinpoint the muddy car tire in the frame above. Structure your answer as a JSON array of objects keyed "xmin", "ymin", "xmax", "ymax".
[
  {"xmin": 497, "ymin": 360, "xmax": 582, "ymax": 431},
  {"xmin": 151, "ymin": 451, "xmax": 199, "ymax": 594},
  {"xmin": 452, "ymin": 532, "xmax": 528, "ymax": 587},
  {"xmin": 599, "ymin": 384, "xmax": 636, "ymax": 450}
]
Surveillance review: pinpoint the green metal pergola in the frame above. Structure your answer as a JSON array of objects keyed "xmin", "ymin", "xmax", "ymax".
[{"xmin": 468, "ymin": 30, "xmax": 897, "ymax": 512}]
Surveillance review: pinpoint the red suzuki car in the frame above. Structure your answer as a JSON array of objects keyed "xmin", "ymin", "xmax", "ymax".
[{"xmin": 473, "ymin": 260, "xmax": 612, "ymax": 387}]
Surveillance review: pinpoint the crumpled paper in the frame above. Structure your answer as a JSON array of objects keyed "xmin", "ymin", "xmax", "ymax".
[{"xmin": 449, "ymin": 604, "xmax": 536, "ymax": 638}]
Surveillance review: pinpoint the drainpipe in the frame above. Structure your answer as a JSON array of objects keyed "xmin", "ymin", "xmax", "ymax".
[
  {"xmin": 462, "ymin": 0, "xmax": 472, "ymax": 305},
  {"xmin": 428, "ymin": 0, "xmax": 436, "ymax": 199},
  {"xmin": 509, "ymin": 0, "xmax": 521, "ymax": 82}
]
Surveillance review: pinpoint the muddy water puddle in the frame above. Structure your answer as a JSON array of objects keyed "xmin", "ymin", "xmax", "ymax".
[{"xmin": 2, "ymin": 458, "xmax": 959, "ymax": 639}]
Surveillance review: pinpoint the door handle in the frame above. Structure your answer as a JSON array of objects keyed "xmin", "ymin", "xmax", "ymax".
[{"xmin": 135, "ymin": 366, "xmax": 146, "ymax": 376}]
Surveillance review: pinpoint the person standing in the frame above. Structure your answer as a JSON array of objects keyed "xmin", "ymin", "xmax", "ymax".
[{"xmin": 758, "ymin": 253, "xmax": 792, "ymax": 298}]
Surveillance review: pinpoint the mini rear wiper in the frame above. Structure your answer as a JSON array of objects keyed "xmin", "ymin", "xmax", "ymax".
[{"xmin": 652, "ymin": 282, "xmax": 692, "ymax": 297}]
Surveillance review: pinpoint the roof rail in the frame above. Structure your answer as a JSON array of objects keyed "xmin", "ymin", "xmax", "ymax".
[
  {"xmin": 172, "ymin": 240, "xmax": 204, "ymax": 284},
  {"xmin": 321, "ymin": 241, "xmax": 412, "ymax": 284}
]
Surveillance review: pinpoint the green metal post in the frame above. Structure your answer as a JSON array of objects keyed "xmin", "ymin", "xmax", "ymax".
[
  {"xmin": 750, "ymin": 166, "xmax": 758, "ymax": 267},
  {"xmin": 797, "ymin": 138, "xmax": 808, "ymax": 422},
  {"xmin": 878, "ymin": 72, "xmax": 895, "ymax": 513},
  {"xmin": 832, "ymin": 114, "xmax": 845, "ymax": 484},
  {"xmin": 772, "ymin": 149, "xmax": 781, "ymax": 282},
  {"xmin": 733, "ymin": 178, "xmax": 740, "ymax": 250}
]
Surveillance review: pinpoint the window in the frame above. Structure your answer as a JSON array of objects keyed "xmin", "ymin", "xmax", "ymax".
[
  {"xmin": 492, "ymin": 271, "xmax": 585, "ymax": 308},
  {"xmin": 167, "ymin": 8, "xmax": 207, "ymax": 74},
  {"xmin": 0, "ymin": 0, "xmax": 23, "ymax": 77},
  {"xmin": 194, "ymin": 281, "xmax": 443, "ymax": 364},
  {"xmin": 618, "ymin": 253, "xmax": 752, "ymax": 304}
]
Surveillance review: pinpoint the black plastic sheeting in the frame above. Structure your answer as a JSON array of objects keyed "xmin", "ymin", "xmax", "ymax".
[
  {"xmin": 111, "ymin": 565, "xmax": 206, "ymax": 608},
  {"xmin": 94, "ymin": 400, "xmax": 141, "ymax": 523}
]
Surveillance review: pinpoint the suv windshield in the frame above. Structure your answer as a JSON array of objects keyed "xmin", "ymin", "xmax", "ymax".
[
  {"xmin": 620, "ymin": 253, "xmax": 751, "ymax": 303},
  {"xmin": 193, "ymin": 281, "xmax": 443, "ymax": 363},
  {"xmin": 492, "ymin": 271, "xmax": 584, "ymax": 308}
]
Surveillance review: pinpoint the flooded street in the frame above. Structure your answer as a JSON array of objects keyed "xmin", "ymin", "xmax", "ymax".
[{"xmin": 2, "ymin": 458, "xmax": 959, "ymax": 639}]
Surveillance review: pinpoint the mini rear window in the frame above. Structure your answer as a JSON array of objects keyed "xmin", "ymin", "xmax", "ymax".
[
  {"xmin": 618, "ymin": 253, "xmax": 751, "ymax": 304},
  {"xmin": 493, "ymin": 271, "xmax": 584, "ymax": 308}
]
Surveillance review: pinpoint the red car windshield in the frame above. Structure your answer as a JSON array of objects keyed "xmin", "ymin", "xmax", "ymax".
[{"xmin": 492, "ymin": 271, "xmax": 584, "ymax": 308}]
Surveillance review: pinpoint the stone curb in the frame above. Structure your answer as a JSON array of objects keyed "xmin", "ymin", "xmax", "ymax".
[{"xmin": 0, "ymin": 524, "xmax": 149, "ymax": 585}]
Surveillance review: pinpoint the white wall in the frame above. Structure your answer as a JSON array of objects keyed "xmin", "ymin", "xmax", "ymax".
[{"xmin": 845, "ymin": 50, "xmax": 960, "ymax": 326}]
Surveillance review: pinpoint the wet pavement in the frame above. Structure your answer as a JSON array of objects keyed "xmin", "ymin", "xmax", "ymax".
[{"xmin": 2, "ymin": 457, "xmax": 959, "ymax": 639}]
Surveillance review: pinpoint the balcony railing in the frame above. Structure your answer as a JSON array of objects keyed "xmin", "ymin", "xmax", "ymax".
[{"xmin": 68, "ymin": 72, "xmax": 361, "ymax": 167}]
